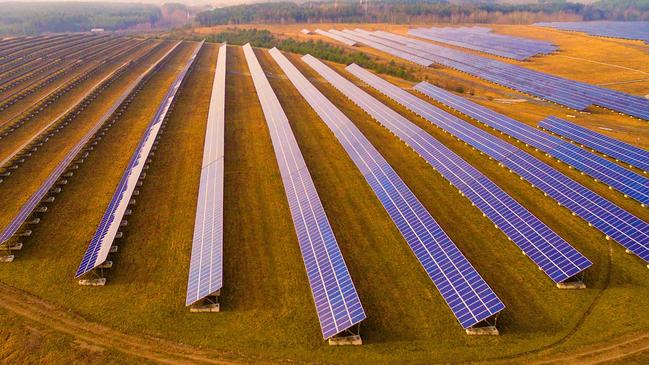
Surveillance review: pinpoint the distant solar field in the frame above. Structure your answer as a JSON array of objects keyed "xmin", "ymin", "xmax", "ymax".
[
  {"xmin": 409, "ymin": 26, "xmax": 557, "ymax": 60},
  {"xmin": 535, "ymin": 21, "xmax": 649, "ymax": 44}
]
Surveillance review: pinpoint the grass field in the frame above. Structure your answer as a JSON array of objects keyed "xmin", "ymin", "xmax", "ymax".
[{"xmin": 0, "ymin": 24, "xmax": 648, "ymax": 364}]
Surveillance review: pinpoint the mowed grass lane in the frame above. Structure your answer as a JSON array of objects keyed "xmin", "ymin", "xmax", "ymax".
[
  {"xmin": 305, "ymin": 57, "xmax": 649, "ymax": 361},
  {"xmin": 0, "ymin": 40, "xmax": 173, "ymax": 236}
]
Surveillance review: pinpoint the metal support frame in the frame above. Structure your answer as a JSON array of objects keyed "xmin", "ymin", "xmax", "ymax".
[
  {"xmin": 465, "ymin": 314, "xmax": 500, "ymax": 336},
  {"xmin": 328, "ymin": 323, "xmax": 363, "ymax": 346},
  {"xmin": 189, "ymin": 291, "xmax": 221, "ymax": 313}
]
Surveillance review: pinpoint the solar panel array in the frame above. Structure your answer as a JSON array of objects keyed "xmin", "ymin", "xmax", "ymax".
[
  {"xmin": 75, "ymin": 41, "xmax": 203, "ymax": 278},
  {"xmin": 0, "ymin": 42, "xmax": 182, "ymax": 251},
  {"xmin": 186, "ymin": 43, "xmax": 227, "ymax": 307},
  {"xmin": 314, "ymin": 29, "xmax": 356, "ymax": 47},
  {"xmin": 410, "ymin": 26, "xmax": 556, "ymax": 60},
  {"xmin": 336, "ymin": 29, "xmax": 434, "ymax": 66},
  {"xmin": 539, "ymin": 117, "xmax": 649, "ymax": 173},
  {"xmin": 336, "ymin": 29, "xmax": 649, "ymax": 120},
  {"xmin": 414, "ymin": 82, "xmax": 649, "ymax": 206},
  {"xmin": 269, "ymin": 47, "xmax": 504, "ymax": 329},
  {"xmin": 306, "ymin": 57, "xmax": 591, "ymax": 284},
  {"xmin": 346, "ymin": 64, "xmax": 649, "ymax": 266},
  {"xmin": 535, "ymin": 21, "xmax": 649, "ymax": 44},
  {"xmin": 242, "ymin": 44, "xmax": 365, "ymax": 340}
]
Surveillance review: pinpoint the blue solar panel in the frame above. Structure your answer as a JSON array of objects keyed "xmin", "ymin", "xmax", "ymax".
[
  {"xmin": 346, "ymin": 64, "xmax": 649, "ymax": 266},
  {"xmin": 0, "ymin": 42, "xmax": 182, "ymax": 251},
  {"xmin": 338, "ymin": 29, "xmax": 649, "ymax": 121},
  {"xmin": 243, "ymin": 44, "xmax": 365, "ymax": 340},
  {"xmin": 535, "ymin": 21, "xmax": 649, "ymax": 44},
  {"xmin": 410, "ymin": 27, "xmax": 556, "ymax": 60},
  {"xmin": 318, "ymin": 62, "xmax": 590, "ymax": 284},
  {"xmin": 75, "ymin": 41, "xmax": 202, "ymax": 278},
  {"xmin": 539, "ymin": 117, "xmax": 649, "ymax": 173},
  {"xmin": 270, "ymin": 48, "xmax": 504, "ymax": 329},
  {"xmin": 337, "ymin": 30, "xmax": 434, "ymax": 67},
  {"xmin": 314, "ymin": 29, "xmax": 356, "ymax": 46},
  {"xmin": 186, "ymin": 43, "xmax": 227, "ymax": 307},
  {"xmin": 414, "ymin": 82, "xmax": 649, "ymax": 206}
]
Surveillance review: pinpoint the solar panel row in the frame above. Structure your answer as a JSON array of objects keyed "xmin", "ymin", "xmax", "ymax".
[
  {"xmin": 0, "ymin": 65, "xmax": 129, "ymax": 170},
  {"xmin": 269, "ymin": 48, "xmax": 504, "ymax": 330},
  {"xmin": 0, "ymin": 41, "xmax": 182, "ymax": 259},
  {"xmin": 535, "ymin": 21, "xmax": 649, "ymax": 44},
  {"xmin": 314, "ymin": 29, "xmax": 356, "ymax": 47},
  {"xmin": 75, "ymin": 41, "xmax": 199, "ymax": 279},
  {"xmin": 186, "ymin": 43, "xmax": 227, "ymax": 308},
  {"xmin": 339, "ymin": 29, "xmax": 649, "ymax": 121},
  {"xmin": 539, "ymin": 117, "xmax": 649, "ymax": 173},
  {"xmin": 413, "ymin": 82, "xmax": 649, "ymax": 206},
  {"xmin": 337, "ymin": 29, "xmax": 434, "ymax": 67},
  {"xmin": 243, "ymin": 44, "xmax": 366, "ymax": 340},
  {"xmin": 307, "ymin": 58, "xmax": 591, "ymax": 285},
  {"xmin": 345, "ymin": 64, "xmax": 649, "ymax": 266},
  {"xmin": 410, "ymin": 27, "xmax": 556, "ymax": 60}
]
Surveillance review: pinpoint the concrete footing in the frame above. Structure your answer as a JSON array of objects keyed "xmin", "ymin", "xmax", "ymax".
[
  {"xmin": 557, "ymin": 281, "xmax": 586, "ymax": 289},
  {"xmin": 78, "ymin": 278, "xmax": 107, "ymax": 286},
  {"xmin": 466, "ymin": 326, "xmax": 499, "ymax": 336},
  {"xmin": 328, "ymin": 334, "xmax": 362, "ymax": 346},
  {"xmin": 7, "ymin": 242, "xmax": 23, "ymax": 250},
  {"xmin": 190, "ymin": 303, "xmax": 220, "ymax": 313},
  {"xmin": 0, "ymin": 255, "xmax": 15, "ymax": 263}
]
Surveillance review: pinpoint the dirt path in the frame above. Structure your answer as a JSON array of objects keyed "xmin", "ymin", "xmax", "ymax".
[
  {"xmin": 532, "ymin": 332, "xmax": 649, "ymax": 365},
  {"xmin": 1, "ymin": 277, "xmax": 648, "ymax": 364},
  {"xmin": 0, "ymin": 282, "xmax": 254, "ymax": 365}
]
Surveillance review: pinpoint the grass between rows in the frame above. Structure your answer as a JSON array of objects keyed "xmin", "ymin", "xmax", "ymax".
[{"xmin": 0, "ymin": 39, "xmax": 647, "ymax": 364}]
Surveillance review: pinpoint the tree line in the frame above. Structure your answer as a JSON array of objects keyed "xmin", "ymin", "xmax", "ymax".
[
  {"xmin": 0, "ymin": 2, "xmax": 162, "ymax": 35},
  {"xmin": 200, "ymin": 28, "xmax": 416, "ymax": 81},
  {"xmin": 197, "ymin": 0, "xmax": 649, "ymax": 26}
]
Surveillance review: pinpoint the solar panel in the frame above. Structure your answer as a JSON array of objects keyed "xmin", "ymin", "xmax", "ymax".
[
  {"xmin": 306, "ymin": 57, "xmax": 590, "ymax": 284},
  {"xmin": 408, "ymin": 27, "xmax": 556, "ymax": 60},
  {"xmin": 269, "ymin": 48, "xmax": 504, "ymax": 330},
  {"xmin": 0, "ymin": 41, "xmax": 182, "ymax": 255},
  {"xmin": 186, "ymin": 43, "xmax": 227, "ymax": 308},
  {"xmin": 75, "ymin": 41, "xmax": 203, "ymax": 279},
  {"xmin": 539, "ymin": 116, "xmax": 649, "ymax": 173},
  {"xmin": 313, "ymin": 29, "xmax": 356, "ymax": 46},
  {"xmin": 337, "ymin": 29, "xmax": 434, "ymax": 67},
  {"xmin": 346, "ymin": 64, "xmax": 649, "ymax": 266},
  {"xmin": 413, "ymin": 82, "xmax": 649, "ymax": 206},
  {"xmin": 535, "ymin": 21, "xmax": 649, "ymax": 44},
  {"xmin": 340, "ymin": 29, "xmax": 649, "ymax": 120},
  {"xmin": 242, "ymin": 44, "xmax": 365, "ymax": 340}
]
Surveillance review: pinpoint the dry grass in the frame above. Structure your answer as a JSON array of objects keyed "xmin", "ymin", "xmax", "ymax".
[{"xmin": 0, "ymin": 25, "xmax": 648, "ymax": 364}]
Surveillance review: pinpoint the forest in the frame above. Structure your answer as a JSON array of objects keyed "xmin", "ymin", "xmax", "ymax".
[
  {"xmin": 197, "ymin": 0, "xmax": 649, "ymax": 26},
  {"xmin": 0, "ymin": 2, "xmax": 162, "ymax": 35}
]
